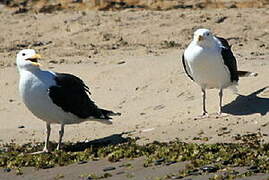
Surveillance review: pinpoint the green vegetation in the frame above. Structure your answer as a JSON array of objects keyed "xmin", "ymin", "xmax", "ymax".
[{"xmin": 0, "ymin": 133, "xmax": 269, "ymax": 179}]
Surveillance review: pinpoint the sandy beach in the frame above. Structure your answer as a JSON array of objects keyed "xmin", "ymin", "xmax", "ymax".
[{"xmin": 0, "ymin": 3, "xmax": 269, "ymax": 179}]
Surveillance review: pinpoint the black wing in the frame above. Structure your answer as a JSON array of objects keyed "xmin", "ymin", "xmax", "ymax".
[
  {"xmin": 216, "ymin": 36, "xmax": 239, "ymax": 82},
  {"xmin": 182, "ymin": 53, "xmax": 194, "ymax": 81},
  {"xmin": 48, "ymin": 73, "xmax": 110, "ymax": 119}
]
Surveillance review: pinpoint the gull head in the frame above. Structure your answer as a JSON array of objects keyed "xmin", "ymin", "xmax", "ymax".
[
  {"xmin": 16, "ymin": 49, "xmax": 42, "ymax": 71},
  {"xmin": 193, "ymin": 28, "xmax": 215, "ymax": 47}
]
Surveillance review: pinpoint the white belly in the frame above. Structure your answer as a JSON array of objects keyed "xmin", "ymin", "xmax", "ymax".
[
  {"xmin": 19, "ymin": 71, "xmax": 80, "ymax": 124},
  {"xmin": 186, "ymin": 46, "xmax": 231, "ymax": 89}
]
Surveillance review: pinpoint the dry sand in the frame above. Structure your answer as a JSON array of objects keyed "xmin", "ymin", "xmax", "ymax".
[{"xmin": 0, "ymin": 6, "xmax": 269, "ymax": 180}]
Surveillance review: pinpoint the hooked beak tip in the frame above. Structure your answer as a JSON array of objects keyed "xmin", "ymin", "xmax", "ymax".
[
  {"xmin": 32, "ymin": 54, "xmax": 42, "ymax": 60},
  {"xmin": 26, "ymin": 54, "xmax": 42, "ymax": 67}
]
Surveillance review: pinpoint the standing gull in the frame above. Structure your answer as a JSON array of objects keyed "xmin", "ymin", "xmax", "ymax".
[
  {"xmin": 16, "ymin": 49, "xmax": 120, "ymax": 153},
  {"xmin": 182, "ymin": 28, "xmax": 257, "ymax": 117}
]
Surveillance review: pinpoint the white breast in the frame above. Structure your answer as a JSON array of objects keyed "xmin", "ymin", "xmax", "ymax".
[
  {"xmin": 19, "ymin": 70, "xmax": 79, "ymax": 124},
  {"xmin": 185, "ymin": 43, "xmax": 231, "ymax": 89}
]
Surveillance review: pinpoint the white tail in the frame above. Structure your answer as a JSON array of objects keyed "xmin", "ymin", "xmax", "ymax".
[{"xmin": 238, "ymin": 71, "xmax": 258, "ymax": 77}]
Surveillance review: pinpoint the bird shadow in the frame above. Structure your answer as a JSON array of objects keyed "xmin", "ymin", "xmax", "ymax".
[
  {"xmin": 222, "ymin": 87, "xmax": 269, "ymax": 116},
  {"xmin": 62, "ymin": 132, "xmax": 132, "ymax": 152}
]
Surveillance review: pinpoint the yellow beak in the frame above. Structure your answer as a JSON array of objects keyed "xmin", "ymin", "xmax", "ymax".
[
  {"xmin": 27, "ymin": 54, "xmax": 42, "ymax": 67},
  {"xmin": 31, "ymin": 54, "xmax": 42, "ymax": 59},
  {"xmin": 31, "ymin": 62, "xmax": 41, "ymax": 67}
]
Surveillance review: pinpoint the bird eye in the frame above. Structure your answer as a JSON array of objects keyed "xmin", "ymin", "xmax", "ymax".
[
  {"xmin": 22, "ymin": 53, "xmax": 26, "ymax": 56},
  {"xmin": 206, "ymin": 32, "xmax": 210, "ymax": 36}
]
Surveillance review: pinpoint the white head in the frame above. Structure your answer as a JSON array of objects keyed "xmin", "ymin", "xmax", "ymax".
[
  {"xmin": 16, "ymin": 49, "xmax": 42, "ymax": 71},
  {"xmin": 193, "ymin": 28, "xmax": 215, "ymax": 47}
]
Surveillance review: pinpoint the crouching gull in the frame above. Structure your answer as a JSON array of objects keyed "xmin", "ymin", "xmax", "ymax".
[
  {"xmin": 16, "ymin": 49, "xmax": 121, "ymax": 153},
  {"xmin": 182, "ymin": 28, "xmax": 257, "ymax": 117}
]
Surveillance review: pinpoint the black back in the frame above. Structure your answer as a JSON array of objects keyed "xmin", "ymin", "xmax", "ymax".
[
  {"xmin": 216, "ymin": 36, "xmax": 239, "ymax": 82},
  {"xmin": 182, "ymin": 54, "xmax": 194, "ymax": 81},
  {"xmin": 48, "ymin": 73, "xmax": 109, "ymax": 119}
]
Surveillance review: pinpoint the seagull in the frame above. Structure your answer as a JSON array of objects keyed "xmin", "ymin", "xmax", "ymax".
[
  {"xmin": 182, "ymin": 28, "xmax": 257, "ymax": 118},
  {"xmin": 16, "ymin": 49, "xmax": 121, "ymax": 153}
]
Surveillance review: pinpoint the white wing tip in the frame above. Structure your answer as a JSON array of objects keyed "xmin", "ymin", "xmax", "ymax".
[{"xmin": 249, "ymin": 72, "xmax": 258, "ymax": 77}]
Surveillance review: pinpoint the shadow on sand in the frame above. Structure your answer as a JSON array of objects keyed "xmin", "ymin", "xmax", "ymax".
[
  {"xmin": 63, "ymin": 132, "xmax": 132, "ymax": 152},
  {"xmin": 223, "ymin": 87, "xmax": 269, "ymax": 116}
]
